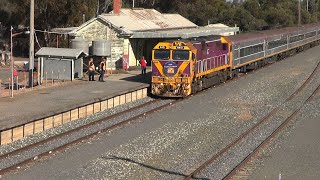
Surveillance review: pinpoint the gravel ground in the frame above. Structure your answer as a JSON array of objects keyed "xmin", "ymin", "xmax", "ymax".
[
  {"xmin": 235, "ymin": 90, "xmax": 320, "ymax": 180},
  {"xmin": 197, "ymin": 73, "xmax": 320, "ymax": 179},
  {"xmin": 2, "ymin": 46, "xmax": 320, "ymax": 180}
]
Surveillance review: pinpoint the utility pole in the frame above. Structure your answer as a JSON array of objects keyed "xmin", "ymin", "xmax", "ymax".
[
  {"xmin": 315, "ymin": 0, "xmax": 319, "ymax": 22},
  {"xmin": 298, "ymin": 0, "xmax": 301, "ymax": 26},
  {"xmin": 133, "ymin": 0, "xmax": 135, "ymax": 8},
  {"xmin": 29, "ymin": 0, "xmax": 34, "ymax": 88},
  {"xmin": 10, "ymin": 27, "xmax": 13, "ymax": 97}
]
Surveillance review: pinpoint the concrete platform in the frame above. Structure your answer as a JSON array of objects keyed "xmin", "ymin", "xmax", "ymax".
[{"xmin": 0, "ymin": 71, "xmax": 150, "ymax": 132}]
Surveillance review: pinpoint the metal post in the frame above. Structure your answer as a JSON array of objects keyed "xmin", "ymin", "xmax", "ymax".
[
  {"xmin": 56, "ymin": 35, "xmax": 59, "ymax": 48},
  {"xmin": 298, "ymin": 0, "xmax": 301, "ymax": 26},
  {"xmin": 16, "ymin": 76, "xmax": 18, "ymax": 91},
  {"xmin": 45, "ymin": 71, "xmax": 47, "ymax": 87},
  {"xmin": 24, "ymin": 71, "xmax": 26, "ymax": 88},
  {"xmin": 9, "ymin": 78, "xmax": 10, "ymax": 93},
  {"xmin": 133, "ymin": 0, "xmax": 135, "ymax": 8},
  {"xmin": 38, "ymin": 56, "xmax": 40, "ymax": 86},
  {"xmin": 29, "ymin": 0, "xmax": 35, "ymax": 88},
  {"xmin": 10, "ymin": 26, "xmax": 14, "ymax": 97},
  {"xmin": 316, "ymin": 0, "xmax": 319, "ymax": 22}
]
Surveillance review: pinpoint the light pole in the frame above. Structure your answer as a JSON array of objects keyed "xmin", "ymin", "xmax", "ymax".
[
  {"xmin": 298, "ymin": 0, "xmax": 301, "ymax": 26},
  {"xmin": 10, "ymin": 26, "xmax": 13, "ymax": 97},
  {"xmin": 29, "ymin": 0, "xmax": 34, "ymax": 88}
]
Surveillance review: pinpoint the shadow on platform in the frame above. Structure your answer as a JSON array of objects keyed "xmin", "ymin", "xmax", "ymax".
[{"xmin": 120, "ymin": 72, "xmax": 151, "ymax": 84}]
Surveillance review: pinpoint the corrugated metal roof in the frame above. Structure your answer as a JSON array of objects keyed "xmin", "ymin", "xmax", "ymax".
[
  {"xmin": 36, "ymin": 47, "xmax": 88, "ymax": 59},
  {"xmin": 69, "ymin": 8, "xmax": 236, "ymax": 39},
  {"xmin": 132, "ymin": 26, "xmax": 239, "ymax": 39},
  {"xmin": 51, "ymin": 27, "xmax": 78, "ymax": 34},
  {"xmin": 206, "ymin": 23, "xmax": 230, "ymax": 28},
  {"xmin": 98, "ymin": 8, "xmax": 197, "ymax": 32}
]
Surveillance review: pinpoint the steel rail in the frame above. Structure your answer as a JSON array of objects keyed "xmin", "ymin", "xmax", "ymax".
[
  {"xmin": 224, "ymin": 83, "xmax": 320, "ymax": 180},
  {"xmin": 184, "ymin": 61, "xmax": 320, "ymax": 180},
  {"xmin": 286, "ymin": 60, "xmax": 320, "ymax": 101},
  {"xmin": 0, "ymin": 98, "xmax": 181, "ymax": 175}
]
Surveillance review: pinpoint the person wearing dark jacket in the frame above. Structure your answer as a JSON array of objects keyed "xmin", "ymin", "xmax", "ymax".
[
  {"xmin": 99, "ymin": 59, "xmax": 106, "ymax": 82},
  {"xmin": 88, "ymin": 59, "xmax": 95, "ymax": 81}
]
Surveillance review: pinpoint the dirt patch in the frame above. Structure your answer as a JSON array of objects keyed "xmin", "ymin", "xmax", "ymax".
[
  {"xmin": 229, "ymin": 101, "xmax": 254, "ymax": 121},
  {"xmin": 238, "ymin": 110, "xmax": 253, "ymax": 121}
]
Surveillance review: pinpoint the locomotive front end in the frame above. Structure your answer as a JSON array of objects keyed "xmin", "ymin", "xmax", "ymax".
[{"xmin": 151, "ymin": 41, "xmax": 195, "ymax": 97}]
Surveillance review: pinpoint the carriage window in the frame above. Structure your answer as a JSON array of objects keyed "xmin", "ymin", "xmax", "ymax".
[
  {"xmin": 268, "ymin": 38, "xmax": 287, "ymax": 49},
  {"xmin": 240, "ymin": 44, "xmax": 264, "ymax": 57},
  {"xmin": 172, "ymin": 50, "xmax": 190, "ymax": 60},
  {"xmin": 305, "ymin": 31, "xmax": 316, "ymax": 38},
  {"xmin": 289, "ymin": 34, "xmax": 304, "ymax": 43},
  {"xmin": 154, "ymin": 50, "xmax": 170, "ymax": 60}
]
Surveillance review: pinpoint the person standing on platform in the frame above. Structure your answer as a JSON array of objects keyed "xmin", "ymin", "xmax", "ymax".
[
  {"xmin": 13, "ymin": 66, "xmax": 18, "ymax": 85},
  {"xmin": 139, "ymin": 56, "xmax": 147, "ymax": 75},
  {"xmin": 88, "ymin": 59, "xmax": 95, "ymax": 81},
  {"xmin": 99, "ymin": 59, "xmax": 106, "ymax": 82}
]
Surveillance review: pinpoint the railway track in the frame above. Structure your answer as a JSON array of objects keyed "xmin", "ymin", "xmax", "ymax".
[
  {"xmin": 0, "ymin": 98, "xmax": 179, "ymax": 176},
  {"xmin": 184, "ymin": 61, "xmax": 320, "ymax": 180}
]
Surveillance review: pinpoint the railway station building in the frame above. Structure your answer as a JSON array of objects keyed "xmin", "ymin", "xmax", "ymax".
[{"xmin": 53, "ymin": 3, "xmax": 239, "ymax": 69}]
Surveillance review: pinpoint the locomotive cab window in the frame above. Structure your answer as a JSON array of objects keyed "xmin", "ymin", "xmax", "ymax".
[
  {"xmin": 154, "ymin": 50, "xmax": 170, "ymax": 60},
  {"xmin": 173, "ymin": 50, "xmax": 190, "ymax": 60}
]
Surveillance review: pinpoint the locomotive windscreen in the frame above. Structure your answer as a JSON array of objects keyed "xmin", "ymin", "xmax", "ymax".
[
  {"xmin": 172, "ymin": 50, "xmax": 190, "ymax": 60},
  {"xmin": 154, "ymin": 50, "xmax": 170, "ymax": 60}
]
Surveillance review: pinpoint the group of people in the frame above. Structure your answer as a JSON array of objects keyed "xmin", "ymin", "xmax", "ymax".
[
  {"xmin": 88, "ymin": 58, "xmax": 106, "ymax": 82},
  {"xmin": 87, "ymin": 56, "xmax": 147, "ymax": 81}
]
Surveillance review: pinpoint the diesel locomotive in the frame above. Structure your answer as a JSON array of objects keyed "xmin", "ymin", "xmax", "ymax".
[{"xmin": 151, "ymin": 23, "xmax": 320, "ymax": 97}]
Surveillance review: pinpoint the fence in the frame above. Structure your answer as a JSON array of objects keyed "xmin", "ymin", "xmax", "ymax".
[{"xmin": 0, "ymin": 67, "xmax": 69, "ymax": 98}]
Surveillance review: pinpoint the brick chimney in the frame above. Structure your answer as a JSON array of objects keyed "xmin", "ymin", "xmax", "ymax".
[{"xmin": 113, "ymin": 0, "xmax": 122, "ymax": 15}]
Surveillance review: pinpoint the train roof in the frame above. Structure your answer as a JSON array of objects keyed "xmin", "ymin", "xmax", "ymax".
[
  {"xmin": 162, "ymin": 35, "xmax": 221, "ymax": 44},
  {"xmin": 224, "ymin": 23, "xmax": 320, "ymax": 43}
]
